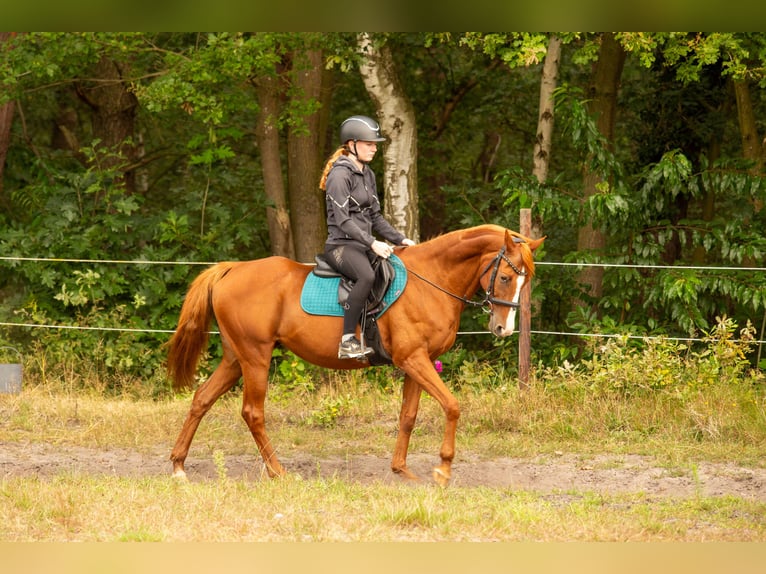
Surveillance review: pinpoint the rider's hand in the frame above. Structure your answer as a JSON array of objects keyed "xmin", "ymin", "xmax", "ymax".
[
  {"xmin": 401, "ymin": 238, "xmax": 416, "ymax": 247},
  {"xmin": 371, "ymin": 240, "xmax": 393, "ymax": 259}
]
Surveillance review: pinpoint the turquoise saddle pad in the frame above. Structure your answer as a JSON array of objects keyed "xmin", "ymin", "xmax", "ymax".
[{"xmin": 300, "ymin": 254, "xmax": 407, "ymax": 317}]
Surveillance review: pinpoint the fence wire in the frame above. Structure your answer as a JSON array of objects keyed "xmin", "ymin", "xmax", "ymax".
[{"xmin": 1, "ymin": 255, "xmax": 765, "ymax": 345}]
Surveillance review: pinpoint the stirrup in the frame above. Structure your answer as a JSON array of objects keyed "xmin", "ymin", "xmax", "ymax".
[{"xmin": 338, "ymin": 337, "xmax": 373, "ymax": 360}]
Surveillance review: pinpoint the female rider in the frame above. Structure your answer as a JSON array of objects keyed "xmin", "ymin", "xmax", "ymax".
[{"xmin": 319, "ymin": 115, "xmax": 416, "ymax": 359}]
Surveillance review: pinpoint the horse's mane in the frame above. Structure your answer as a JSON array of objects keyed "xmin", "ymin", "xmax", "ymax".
[
  {"xmin": 507, "ymin": 229, "xmax": 537, "ymax": 278},
  {"xmin": 417, "ymin": 225, "xmax": 538, "ymax": 277}
]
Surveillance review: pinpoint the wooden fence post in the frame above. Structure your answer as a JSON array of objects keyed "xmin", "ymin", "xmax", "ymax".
[{"xmin": 518, "ymin": 208, "xmax": 532, "ymax": 390}]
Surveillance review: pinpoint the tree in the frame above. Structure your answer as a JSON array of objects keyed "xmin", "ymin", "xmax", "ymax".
[
  {"xmin": 252, "ymin": 68, "xmax": 295, "ymax": 259},
  {"xmin": 75, "ymin": 54, "xmax": 139, "ymax": 194},
  {"xmin": 286, "ymin": 48, "xmax": 329, "ymax": 262},
  {"xmin": 0, "ymin": 33, "xmax": 14, "ymax": 199},
  {"xmin": 357, "ymin": 33, "xmax": 419, "ymax": 240},
  {"xmin": 734, "ymin": 79, "xmax": 764, "ymax": 172},
  {"xmin": 576, "ymin": 32, "xmax": 626, "ymax": 304},
  {"xmin": 531, "ymin": 34, "xmax": 562, "ymax": 239},
  {"xmin": 2, "ymin": 32, "xmax": 766, "ymax": 374}
]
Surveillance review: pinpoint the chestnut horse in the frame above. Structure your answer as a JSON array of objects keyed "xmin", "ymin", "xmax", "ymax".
[{"xmin": 167, "ymin": 224, "xmax": 544, "ymax": 485}]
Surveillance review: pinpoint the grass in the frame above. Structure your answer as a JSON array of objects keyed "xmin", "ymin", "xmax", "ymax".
[
  {"xmin": 1, "ymin": 370, "xmax": 764, "ymax": 466},
  {"xmin": 1, "ymin": 471, "xmax": 764, "ymax": 542},
  {"xmin": 1, "ymin": 366, "xmax": 765, "ymax": 542}
]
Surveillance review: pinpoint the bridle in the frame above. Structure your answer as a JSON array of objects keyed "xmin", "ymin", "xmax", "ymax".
[{"xmin": 407, "ymin": 245, "xmax": 528, "ymax": 311}]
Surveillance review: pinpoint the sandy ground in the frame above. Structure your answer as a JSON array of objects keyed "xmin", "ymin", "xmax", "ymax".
[{"xmin": 1, "ymin": 441, "xmax": 764, "ymax": 501}]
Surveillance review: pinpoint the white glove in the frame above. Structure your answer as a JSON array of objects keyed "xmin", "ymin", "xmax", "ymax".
[
  {"xmin": 401, "ymin": 238, "xmax": 416, "ymax": 247},
  {"xmin": 371, "ymin": 240, "xmax": 393, "ymax": 259}
]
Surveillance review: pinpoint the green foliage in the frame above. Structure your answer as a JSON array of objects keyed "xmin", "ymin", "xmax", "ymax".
[
  {"xmin": 459, "ymin": 32, "xmax": 550, "ymax": 67},
  {"xmin": 305, "ymin": 394, "xmax": 357, "ymax": 428},
  {"xmin": 541, "ymin": 316, "xmax": 762, "ymax": 397},
  {"xmin": 0, "ymin": 138, "xmax": 264, "ymax": 391},
  {"xmin": 497, "ymin": 78, "xmax": 766, "ymax": 354},
  {"xmin": 452, "ymin": 356, "xmax": 517, "ymax": 393},
  {"xmin": 2, "ymin": 31, "xmax": 766, "ymax": 393},
  {"xmin": 270, "ymin": 349, "xmax": 317, "ymax": 395}
]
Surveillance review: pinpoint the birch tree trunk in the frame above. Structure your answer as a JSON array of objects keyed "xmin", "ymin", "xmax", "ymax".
[
  {"xmin": 576, "ymin": 32, "xmax": 625, "ymax": 304},
  {"xmin": 357, "ymin": 33, "xmax": 419, "ymax": 241},
  {"xmin": 531, "ymin": 34, "xmax": 562, "ymax": 239},
  {"xmin": 532, "ymin": 34, "xmax": 561, "ymax": 185}
]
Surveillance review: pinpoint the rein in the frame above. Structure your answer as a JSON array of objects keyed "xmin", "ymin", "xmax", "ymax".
[{"xmin": 407, "ymin": 245, "xmax": 527, "ymax": 310}]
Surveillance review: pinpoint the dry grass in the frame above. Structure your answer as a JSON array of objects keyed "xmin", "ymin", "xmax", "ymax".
[
  {"xmin": 1, "ymin": 361, "xmax": 765, "ymax": 542},
  {"xmin": 1, "ymin": 469, "xmax": 764, "ymax": 542},
  {"xmin": 2, "ymin": 365, "xmax": 765, "ymax": 463}
]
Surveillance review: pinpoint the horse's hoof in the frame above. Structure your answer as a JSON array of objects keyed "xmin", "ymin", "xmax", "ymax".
[
  {"xmin": 393, "ymin": 467, "xmax": 421, "ymax": 482},
  {"xmin": 432, "ymin": 467, "xmax": 450, "ymax": 487},
  {"xmin": 265, "ymin": 466, "xmax": 289, "ymax": 480},
  {"xmin": 269, "ymin": 471, "xmax": 291, "ymax": 481},
  {"xmin": 172, "ymin": 469, "xmax": 188, "ymax": 481}
]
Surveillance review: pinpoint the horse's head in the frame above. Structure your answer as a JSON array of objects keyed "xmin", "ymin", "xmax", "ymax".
[{"xmin": 483, "ymin": 229, "xmax": 545, "ymax": 337}]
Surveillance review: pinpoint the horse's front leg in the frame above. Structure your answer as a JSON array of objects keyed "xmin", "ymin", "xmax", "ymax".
[
  {"xmin": 170, "ymin": 353, "xmax": 242, "ymax": 479},
  {"xmin": 391, "ymin": 373, "xmax": 422, "ymax": 481},
  {"xmin": 399, "ymin": 352, "xmax": 460, "ymax": 487}
]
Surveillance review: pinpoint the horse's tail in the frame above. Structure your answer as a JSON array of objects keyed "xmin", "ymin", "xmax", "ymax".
[{"xmin": 167, "ymin": 263, "xmax": 233, "ymax": 390}]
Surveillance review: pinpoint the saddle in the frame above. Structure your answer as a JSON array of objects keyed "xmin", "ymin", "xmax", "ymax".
[
  {"xmin": 312, "ymin": 253, "xmax": 396, "ymax": 316},
  {"xmin": 311, "ymin": 253, "xmax": 397, "ymax": 366}
]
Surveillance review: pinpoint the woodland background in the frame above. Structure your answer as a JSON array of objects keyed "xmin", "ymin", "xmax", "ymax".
[{"xmin": 0, "ymin": 32, "xmax": 765, "ymax": 385}]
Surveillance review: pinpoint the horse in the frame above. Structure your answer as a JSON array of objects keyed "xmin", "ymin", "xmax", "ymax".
[{"xmin": 167, "ymin": 224, "xmax": 545, "ymax": 485}]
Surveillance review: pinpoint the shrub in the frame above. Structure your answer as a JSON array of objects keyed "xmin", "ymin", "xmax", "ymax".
[{"xmin": 540, "ymin": 316, "xmax": 763, "ymax": 398}]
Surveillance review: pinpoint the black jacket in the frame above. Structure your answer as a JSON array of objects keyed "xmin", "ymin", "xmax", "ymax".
[{"xmin": 324, "ymin": 155, "xmax": 406, "ymax": 248}]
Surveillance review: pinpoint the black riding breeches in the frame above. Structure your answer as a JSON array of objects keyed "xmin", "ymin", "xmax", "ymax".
[{"xmin": 324, "ymin": 243, "xmax": 376, "ymax": 335}]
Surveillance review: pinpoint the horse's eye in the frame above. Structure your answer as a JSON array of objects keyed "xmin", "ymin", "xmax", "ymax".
[{"xmin": 499, "ymin": 275, "xmax": 509, "ymax": 284}]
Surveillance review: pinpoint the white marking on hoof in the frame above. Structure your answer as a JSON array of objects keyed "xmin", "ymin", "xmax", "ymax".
[
  {"xmin": 432, "ymin": 467, "xmax": 450, "ymax": 486},
  {"xmin": 172, "ymin": 469, "xmax": 188, "ymax": 481}
]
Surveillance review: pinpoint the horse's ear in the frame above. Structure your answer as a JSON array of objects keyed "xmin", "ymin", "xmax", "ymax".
[
  {"xmin": 505, "ymin": 230, "xmax": 545, "ymax": 252},
  {"xmin": 528, "ymin": 236, "xmax": 546, "ymax": 252}
]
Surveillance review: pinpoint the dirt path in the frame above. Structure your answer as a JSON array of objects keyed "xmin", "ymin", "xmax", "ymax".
[{"xmin": 1, "ymin": 441, "xmax": 764, "ymax": 501}]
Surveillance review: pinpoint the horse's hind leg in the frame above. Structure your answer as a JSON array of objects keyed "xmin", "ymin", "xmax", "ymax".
[
  {"xmin": 391, "ymin": 373, "xmax": 422, "ymax": 481},
  {"xmin": 170, "ymin": 348, "xmax": 242, "ymax": 479},
  {"xmin": 240, "ymin": 346, "xmax": 286, "ymax": 478}
]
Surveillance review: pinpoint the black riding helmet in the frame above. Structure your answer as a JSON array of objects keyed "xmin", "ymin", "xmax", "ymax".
[{"xmin": 339, "ymin": 115, "xmax": 386, "ymax": 144}]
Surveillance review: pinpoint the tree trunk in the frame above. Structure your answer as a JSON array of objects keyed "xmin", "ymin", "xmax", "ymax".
[
  {"xmin": 732, "ymin": 78, "xmax": 762, "ymax": 268},
  {"xmin": 287, "ymin": 49, "xmax": 328, "ymax": 263},
  {"xmin": 75, "ymin": 55, "xmax": 138, "ymax": 194},
  {"xmin": 0, "ymin": 98, "xmax": 13, "ymax": 199},
  {"xmin": 51, "ymin": 101, "xmax": 81, "ymax": 154},
  {"xmin": 0, "ymin": 32, "xmax": 16, "ymax": 198},
  {"xmin": 733, "ymin": 79, "xmax": 764, "ymax": 173},
  {"xmin": 692, "ymin": 138, "xmax": 720, "ymax": 264},
  {"xmin": 576, "ymin": 33, "xmax": 626, "ymax": 303},
  {"xmin": 733, "ymin": 78, "xmax": 764, "ymax": 214},
  {"xmin": 533, "ymin": 34, "xmax": 561, "ymax": 186},
  {"xmin": 357, "ymin": 33, "xmax": 419, "ymax": 241},
  {"xmin": 531, "ymin": 34, "xmax": 562, "ymax": 240},
  {"xmin": 253, "ymin": 71, "xmax": 295, "ymax": 259}
]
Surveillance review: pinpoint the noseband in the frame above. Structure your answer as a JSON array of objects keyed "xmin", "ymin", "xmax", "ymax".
[{"xmin": 408, "ymin": 244, "xmax": 527, "ymax": 310}]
